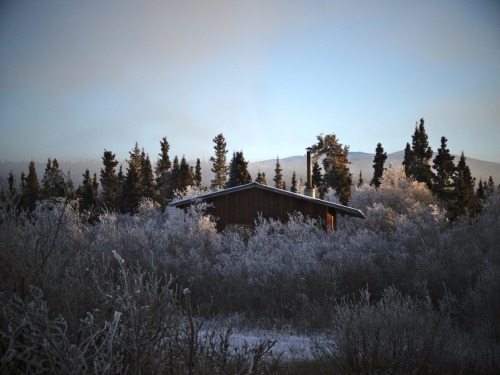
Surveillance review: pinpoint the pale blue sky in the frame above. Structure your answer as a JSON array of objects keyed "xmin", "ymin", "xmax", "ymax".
[{"xmin": 1, "ymin": 0, "xmax": 499, "ymax": 164}]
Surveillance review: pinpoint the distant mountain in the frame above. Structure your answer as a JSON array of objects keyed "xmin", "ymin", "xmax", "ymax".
[
  {"xmin": 247, "ymin": 151, "xmax": 500, "ymax": 187},
  {"xmin": 1, "ymin": 152, "xmax": 499, "ymax": 189}
]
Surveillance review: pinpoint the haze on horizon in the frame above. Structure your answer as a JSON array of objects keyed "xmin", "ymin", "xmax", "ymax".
[{"xmin": 1, "ymin": 0, "xmax": 499, "ymax": 164}]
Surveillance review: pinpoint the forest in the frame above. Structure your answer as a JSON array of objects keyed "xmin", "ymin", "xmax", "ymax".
[{"xmin": 1, "ymin": 120, "xmax": 499, "ymax": 374}]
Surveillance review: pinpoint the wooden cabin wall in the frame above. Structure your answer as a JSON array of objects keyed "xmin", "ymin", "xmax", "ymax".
[
  {"xmin": 327, "ymin": 207, "xmax": 336, "ymax": 231},
  {"xmin": 201, "ymin": 188, "xmax": 333, "ymax": 231}
]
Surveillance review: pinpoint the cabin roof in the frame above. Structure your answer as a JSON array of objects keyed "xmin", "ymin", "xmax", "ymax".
[{"xmin": 169, "ymin": 182, "xmax": 365, "ymax": 219}]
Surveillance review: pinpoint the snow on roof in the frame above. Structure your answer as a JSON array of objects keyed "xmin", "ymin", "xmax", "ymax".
[{"xmin": 169, "ymin": 182, "xmax": 365, "ymax": 219}]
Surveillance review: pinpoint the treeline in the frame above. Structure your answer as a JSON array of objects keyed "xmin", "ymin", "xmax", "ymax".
[
  {"xmin": 3, "ymin": 120, "xmax": 499, "ymax": 221},
  {"xmin": 306, "ymin": 119, "xmax": 498, "ymax": 219}
]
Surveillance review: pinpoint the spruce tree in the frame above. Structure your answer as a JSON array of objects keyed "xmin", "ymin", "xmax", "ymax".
[
  {"xmin": 370, "ymin": 142, "xmax": 387, "ymax": 188},
  {"xmin": 100, "ymin": 150, "xmax": 120, "ymax": 211},
  {"xmin": 309, "ymin": 133, "xmax": 352, "ymax": 205},
  {"xmin": 357, "ymin": 170, "xmax": 364, "ymax": 188},
  {"xmin": 19, "ymin": 172, "xmax": 26, "ymax": 202},
  {"xmin": 432, "ymin": 136, "xmax": 456, "ymax": 205},
  {"xmin": 312, "ymin": 161, "xmax": 324, "ymax": 198},
  {"xmin": 273, "ymin": 157, "xmax": 284, "ymax": 190},
  {"xmin": 41, "ymin": 158, "xmax": 67, "ymax": 199},
  {"xmin": 117, "ymin": 165, "xmax": 125, "ymax": 185},
  {"xmin": 476, "ymin": 179, "xmax": 486, "ymax": 202},
  {"xmin": 402, "ymin": 143, "xmax": 415, "ymax": 177},
  {"xmin": 155, "ymin": 137, "xmax": 172, "ymax": 178},
  {"xmin": 178, "ymin": 156, "xmax": 195, "ymax": 190},
  {"xmin": 404, "ymin": 119, "xmax": 433, "ymax": 188},
  {"xmin": 261, "ymin": 172, "xmax": 268, "ymax": 186},
  {"xmin": 66, "ymin": 170, "xmax": 75, "ymax": 199},
  {"xmin": 92, "ymin": 173, "xmax": 98, "ymax": 197},
  {"xmin": 41, "ymin": 158, "xmax": 52, "ymax": 199},
  {"xmin": 450, "ymin": 152, "xmax": 477, "ymax": 218},
  {"xmin": 140, "ymin": 150, "xmax": 155, "ymax": 199},
  {"xmin": 486, "ymin": 176, "xmax": 496, "ymax": 196},
  {"xmin": 255, "ymin": 171, "xmax": 267, "ymax": 185},
  {"xmin": 158, "ymin": 155, "xmax": 180, "ymax": 201},
  {"xmin": 210, "ymin": 134, "xmax": 229, "ymax": 189},
  {"xmin": 119, "ymin": 143, "xmax": 142, "ymax": 213},
  {"xmin": 226, "ymin": 151, "xmax": 252, "ymax": 188},
  {"xmin": 256, "ymin": 172, "xmax": 263, "ymax": 184},
  {"xmin": 290, "ymin": 171, "xmax": 298, "ymax": 192},
  {"xmin": 7, "ymin": 170, "xmax": 16, "ymax": 196},
  {"xmin": 194, "ymin": 158, "xmax": 202, "ymax": 187},
  {"xmin": 21, "ymin": 160, "xmax": 40, "ymax": 211},
  {"xmin": 76, "ymin": 169, "xmax": 99, "ymax": 214}
]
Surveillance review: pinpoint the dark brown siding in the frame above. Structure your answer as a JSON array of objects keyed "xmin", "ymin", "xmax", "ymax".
[
  {"xmin": 327, "ymin": 207, "xmax": 336, "ymax": 230},
  {"xmin": 192, "ymin": 186, "xmax": 335, "ymax": 231}
]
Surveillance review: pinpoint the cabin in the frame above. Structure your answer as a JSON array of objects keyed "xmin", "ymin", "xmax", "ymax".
[{"xmin": 169, "ymin": 182, "xmax": 365, "ymax": 231}]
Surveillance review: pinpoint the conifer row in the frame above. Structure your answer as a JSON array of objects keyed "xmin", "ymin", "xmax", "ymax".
[{"xmin": 3, "ymin": 124, "xmax": 498, "ymax": 220}]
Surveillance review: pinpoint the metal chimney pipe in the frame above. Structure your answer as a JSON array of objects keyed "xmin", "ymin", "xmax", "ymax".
[
  {"xmin": 304, "ymin": 149, "xmax": 316, "ymax": 198},
  {"xmin": 306, "ymin": 150, "xmax": 312, "ymax": 189}
]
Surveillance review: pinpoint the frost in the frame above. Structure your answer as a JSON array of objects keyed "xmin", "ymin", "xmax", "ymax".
[{"xmin": 1, "ymin": 172, "xmax": 499, "ymax": 372}]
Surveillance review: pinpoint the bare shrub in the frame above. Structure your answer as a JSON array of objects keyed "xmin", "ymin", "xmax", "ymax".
[{"xmin": 313, "ymin": 287, "xmax": 461, "ymax": 374}]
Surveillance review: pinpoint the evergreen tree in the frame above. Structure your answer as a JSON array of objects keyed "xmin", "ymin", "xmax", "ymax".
[
  {"xmin": 140, "ymin": 150, "xmax": 155, "ymax": 199},
  {"xmin": 450, "ymin": 152, "xmax": 477, "ymax": 218},
  {"xmin": 255, "ymin": 171, "xmax": 262, "ymax": 185},
  {"xmin": 66, "ymin": 170, "xmax": 75, "ymax": 199},
  {"xmin": 432, "ymin": 136, "xmax": 456, "ymax": 205},
  {"xmin": 312, "ymin": 161, "xmax": 325, "ymax": 199},
  {"xmin": 273, "ymin": 157, "xmax": 285, "ymax": 190},
  {"xmin": 357, "ymin": 170, "xmax": 364, "ymax": 188},
  {"xmin": 290, "ymin": 171, "xmax": 298, "ymax": 192},
  {"xmin": 476, "ymin": 178, "xmax": 486, "ymax": 202},
  {"xmin": 41, "ymin": 158, "xmax": 53, "ymax": 199},
  {"xmin": 76, "ymin": 169, "xmax": 99, "ymax": 214},
  {"xmin": 19, "ymin": 172, "xmax": 26, "ymax": 202},
  {"xmin": 309, "ymin": 133, "xmax": 352, "ymax": 205},
  {"xmin": 255, "ymin": 171, "xmax": 267, "ymax": 185},
  {"xmin": 155, "ymin": 137, "xmax": 172, "ymax": 178},
  {"xmin": 7, "ymin": 170, "xmax": 16, "ymax": 196},
  {"xmin": 403, "ymin": 119, "xmax": 433, "ymax": 189},
  {"xmin": 100, "ymin": 150, "xmax": 120, "ymax": 211},
  {"xmin": 194, "ymin": 158, "xmax": 202, "ymax": 187},
  {"xmin": 117, "ymin": 165, "xmax": 125, "ymax": 185},
  {"xmin": 226, "ymin": 151, "xmax": 252, "ymax": 188},
  {"xmin": 210, "ymin": 134, "xmax": 229, "ymax": 189},
  {"xmin": 370, "ymin": 142, "xmax": 387, "ymax": 188},
  {"xmin": 20, "ymin": 160, "xmax": 40, "ymax": 211},
  {"xmin": 92, "ymin": 173, "xmax": 98, "ymax": 197},
  {"xmin": 486, "ymin": 176, "xmax": 496, "ymax": 196},
  {"xmin": 178, "ymin": 156, "xmax": 195, "ymax": 191},
  {"xmin": 158, "ymin": 155, "xmax": 180, "ymax": 201},
  {"xmin": 402, "ymin": 143, "xmax": 415, "ymax": 177},
  {"xmin": 41, "ymin": 158, "xmax": 67, "ymax": 199},
  {"xmin": 119, "ymin": 143, "xmax": 142, "ymax": 213},
  {"xmin": 261, "ymin": 172, "xmax": 268, "ymax": 186}
]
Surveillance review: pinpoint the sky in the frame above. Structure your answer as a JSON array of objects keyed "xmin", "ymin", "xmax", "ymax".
[{"xmin": 1, "ymin": 0, "xmax": 499, "ymax": 165}]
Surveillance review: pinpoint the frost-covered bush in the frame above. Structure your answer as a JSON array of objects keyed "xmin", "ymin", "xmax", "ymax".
[
  {"xmin": 1, "ymin": 178, "xmax": 499, "ymax": 372},
  {"xmin": 347, "ymin": 165, "xmax": 441, "ymax": 231},
  {"xmin": 314, "ymin": 288, "xmax": 462, "ymax": 374}
]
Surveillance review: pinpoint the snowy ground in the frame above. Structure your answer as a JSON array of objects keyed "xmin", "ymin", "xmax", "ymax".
[
  {"xmin": 229, "ymin": 330, "xmax": 317, "ymax": 360},
  {"xmin": 199, "ymin": 325, "xmax": 331, "ymax": 361}
]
